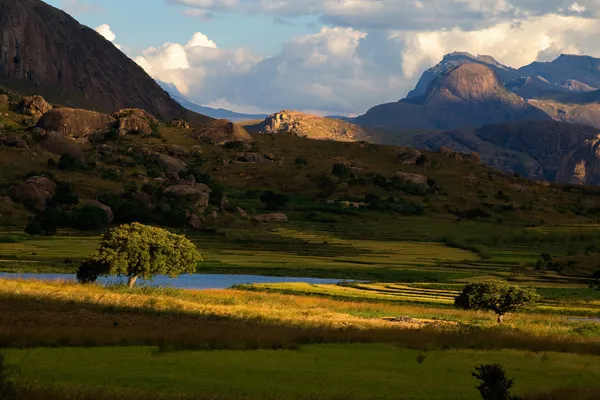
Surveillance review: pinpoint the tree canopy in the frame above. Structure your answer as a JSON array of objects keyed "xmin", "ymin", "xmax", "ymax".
[
  {"xmin": 83, "ymin": 223, "xmax": 202, "ymax": 287},
  {"xmin": 454, "ymin": 280, "xmax": 539, "ymax": 323}
]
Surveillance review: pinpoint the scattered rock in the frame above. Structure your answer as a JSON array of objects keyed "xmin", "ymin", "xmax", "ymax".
[
  {"xmin": 166, "ymin": 144, "xmax": 190, "ymax": 157},
  {"xmin": 191, "ymin": 145, "xmax": 203, "ymax": 156},
  {"xmin": 191, "ymin": 119, "xmax": 253, "ymax": 144},
  {"xmin": 113, "ymin": 108, "xmax": 158, "ymax": 124},
  {"xmin": 164, "ymin": 183, "xmax": 211, "ymax": 212},
  {"xmin": 129, "ymin": 191, "xmax": 153, "ymax": 207},
  {"xmin": 395, "ymin": 172, "xmax": 430, "ymax": 188},
  {"xmin": 8, "ymin": 176, "xmax": 57, "ymax": 210},
  {"xmin": 166, "ymin": 170, "xmax": 180, "ymax": 182},
  {"xmin": 171, "ymin": 119, "xmax": 191, "ymax": 129},
  {"xmin": 82, "ymin": 200, "xmax": 113, "ymax": 223},
  {"xmin": 18, "ymin": 95, "xmax": 52, "ymax": 119},
  {"xmin": 0, "ymin": 196, "xmax": 18, "ymax": 216},
  {"xmin": 391, "ymin": 316, "xmax": 415, "ymax": 323},
  {"xmin": 236, "ymin": 153, "xmax": 272, "ymax": 164},
  {"xmin": 116, "ymin": 115, "xmax": 153, "ymax": 136},
  {"xmin": 252, "ymin": 213, "xmax": 289, "ymax": 223},
  {"xmin": 36, "ymin": 108, "xmax": 115, "ymax": 138},
  {"xmin": 147, "ymin": 152, "xmax": 187, "ymax": 172}
]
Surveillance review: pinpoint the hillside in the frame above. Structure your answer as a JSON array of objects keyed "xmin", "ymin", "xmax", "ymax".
[
  {"xmin": 0, "ymin": 0, "xmax": 207, "ymax": 123},
  {"xmin": 354, "ymin": 64, "xmax": 550, "ymax": 130}
]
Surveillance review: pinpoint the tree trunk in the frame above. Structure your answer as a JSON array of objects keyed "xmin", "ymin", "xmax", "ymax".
[
  {"xmin": 128, "ymin": 276, "xmax": 138, "ymax": 288},
  {"xmin": 497, "ymin": 313, "xmax": 504, "ymax": 324}
]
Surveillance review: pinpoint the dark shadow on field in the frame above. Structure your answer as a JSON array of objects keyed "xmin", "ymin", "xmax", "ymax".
[{"xmin": 1, "ymin": 291, "xmax": 600, "ymax": 355}]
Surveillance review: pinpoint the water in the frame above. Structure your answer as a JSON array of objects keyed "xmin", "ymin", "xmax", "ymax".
[{"xmin": 0, "ymin": 273, "xmax": 345, "ymax": 289}]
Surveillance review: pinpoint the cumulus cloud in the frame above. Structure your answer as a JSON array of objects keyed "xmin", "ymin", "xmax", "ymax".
[{"xmin": 94, "ymin": 24, "xmax": 122, "ymax": 50}]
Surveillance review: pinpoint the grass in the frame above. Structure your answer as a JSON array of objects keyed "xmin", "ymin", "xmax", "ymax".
[{"xmin": 5, "ymin": 345, "xmax": 600, "ymax": 400}]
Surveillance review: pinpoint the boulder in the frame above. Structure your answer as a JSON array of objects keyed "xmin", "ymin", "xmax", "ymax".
[
  {"xmin": 147, "ymin": 152, "xmax": 187, "ymax": 172},
  {"xmin": 166, "ymin": 144, "xmax": 190, "ymax": 157},
  {"xmin": 395, "ymin": 172, "xmax": 430, "ymax": 188},
  {"xmin": 0, "ymin": 95, "xmax": 10, "ymax": 110},
  {"xmin": 39, "ymin": 131, "xmax": 86, "ymax": 164},
  {"xmin": 0, "ymin": 135, "xmax": 28, "ymax": 148},
  {"xmin": 113, "ymin": 108, "xmax": 159, "ymax": 124},
  {"xmin": 220, "ymin": 194, "xmax": 232, "ymax": 212},
  {"xmin": 36, "ymin": 108, "xmax": 115, "ymax": 138},
  {"xmin": 18, "ymin": 95, "xmax": 52, "ymax": 118},
  {"xmin": 0, "ymin": 196, "xmax": 18, "ymax": 216},
  {"xmin": 116, "ymin": 115, "xmax": 153, "ymax": 136},
  {"xmin": 395, "ymin": 149, "xmax": 422, "ymax": 165},
  {"xmin": 236, "ymin": 153, "xmax": 271, "ymax": 164},
  {"xmin": 82, "ymin": 200, "xmax": 113, "ymax": 223},
  {"xmin": 8, "ymin": 176, "xmax": 57, "ymax": 210},
  {"xmin": 164, "ymin": 183, "xmax": 211, "ymax": 212},
  {"xmin": 188, "ymin": 214, "xmax": 203, "ymax": 230},
  {"xmin": 171, "ymin": 119, "xmax": 191, "ymax": 129},
  {"xmin": 191, "ymin": 119, "xmax": 253, "ymax": 144},
  {"xmin": 252, "ymin": 213, "xmax": 289, "ymax": 223},
  {"xmin": 237, "ymin": 207, "xmax": 249, "ymax": 219}
]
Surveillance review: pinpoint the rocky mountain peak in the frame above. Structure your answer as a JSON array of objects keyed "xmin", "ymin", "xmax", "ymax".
[{"xmin": 0, "ymin": 0, "xmax": 194, "ymax": 121}]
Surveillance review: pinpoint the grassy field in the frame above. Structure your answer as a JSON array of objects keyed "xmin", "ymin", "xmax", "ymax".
[{"xmin": 5, "ymin": 345, "xmax": 600, "ymax": 400}]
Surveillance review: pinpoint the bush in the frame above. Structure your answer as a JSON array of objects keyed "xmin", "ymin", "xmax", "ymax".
[
  {"xmin": 473, "ymin": 364, "xmax": 519, "ymax": 400},
  {"xmin": 331, "ymin": 163, "xmax": 353, "ymax": 180},
  {"xmin": 70, "ymin": 205, "xmax": 109, "ymax": 231},
  {"xmin": 260, "ymin": 191, "xmax": 289, "ymax": 210},
  {"xmin": 76, "ymin": 260, "xmax": 109, "ymax": 284},
  {"xmin": 295, "ymin": 157, "xmax": 308, "ymax": 168},
  {"xmin": 57, "ymin": 153, "xmax": 82, "ymax": 171},
  {"xmin": 53, "ymin": 182, "xmax": 79, "ymax": 206},
  {"xmin": 114, "ymin": 200, "xmax": 150, "ymax": 224},
  {"xmin": 25, "ymin": 208, "xmax": 66, "ymax": 236},
  {"xmin": 223, "ymin": 141, "xmax": 246, "ymax": 150}
]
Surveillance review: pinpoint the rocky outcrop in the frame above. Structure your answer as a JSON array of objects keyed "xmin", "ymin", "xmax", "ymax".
[
  {"xmin": 39, "ymin": 131, "xmax": 86, "ymax": 163},
  {"xmin": 528, "ymin": 99, "xmax": 600, "ymax": 130},
  {"xmin": 258, "ymin": 110, "xmax": 371, "ymax": 142},
  {"xmin": 395, "ymin": 149, "xmax": 422, "ymax": 165},
  {"xmin": 252, "ymin": 213, "xmax": 289, "ymax": 223},
  {"xmin": 165, "ymin": 144, "xmax": 189, "ymax": 157},
  {"xmin": 18, "ymin": 95, "xmax": 52, "ymax": 119},
  {"xmin": 113, "ymin": 109, "xmax": 157, "ymax": 136},
  {"xmin": 171, "ymin": 119, "xmax": 191, "ymax": 129},
  {"xmin": 82, "ymin": 200, "xmax": 113, "ymax": 223},
  {"xmin": 164, "ymin": 183, "xmax": 211, "ymax": 212},
  {"xmin": 36, "ymin": 108, "xmax": 115, "ymax": 138},
  {"xmin": 191, "ymin": 119, "xmax": 252, "ymax": 144},
  {"xmin": 8, "ymin": 176, "xmax": 56, "ymax": 210},
  {"xmin": 0, "ymin": 0, "xmax": 195, "ymax": 120},
  {"xmin": 147, "ymin": 152, "xmax": 187, "ymax": 172}
]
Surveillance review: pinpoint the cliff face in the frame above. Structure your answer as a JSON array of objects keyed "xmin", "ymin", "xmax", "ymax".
[
  {"xmin": 258, "ymin": 110, "xmax": 372, "ymax": 142},
  {"xmin": 0, "ymin": 0, "xmax": 189, "ymax": 120}
]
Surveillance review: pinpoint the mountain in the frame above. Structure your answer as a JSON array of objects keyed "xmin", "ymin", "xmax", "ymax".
[
  {"xmin": 354, "ymin": 63, "xmax": 550, "ymax": 131},
  {"xmin": 0, "ymin": 0, "xmax": 203, "ymax": 122},
  {"xmin": 158, "ymin": 81, "xmax": 267, "ymax": 122},
  {"xmin": 405, "ymin": 121, "xmax": 600, "ymax": 184},
  {"xmin": 249, "ymin": 110, "xmax": 373, "ymax": 142}
]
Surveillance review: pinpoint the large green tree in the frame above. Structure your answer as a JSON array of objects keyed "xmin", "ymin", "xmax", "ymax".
[
  {"xmin": 85, "ymin": 223, "xmax": 202, "ymax": 287},
  {"xmin": 454, "ymin": 280, "xmax": 539, "ymax": 323}
]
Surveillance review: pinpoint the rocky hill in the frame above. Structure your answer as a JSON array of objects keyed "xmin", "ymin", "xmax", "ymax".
[
  {"xmin": 0, "ymin": 0, "xmax": 202, "ymax": 122},
  {"xmin": 354, "ymin": 64, "xmax": 550, "ymax": 130},
  {"xmin": 405, "ymin": 121, "xmax": 600, "ymax": 184},
  {"xmin": 252, "ymin": 110, "xmax": 372, "ymax": 142}
]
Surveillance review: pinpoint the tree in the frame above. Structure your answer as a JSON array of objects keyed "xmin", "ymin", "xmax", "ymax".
[
  {"xmin": 70, "ymin": 205, "xmax": 109, "ymax": 231},
  {"xmin": 86, "ymin": 223, "xmax": 202, "ymax": 287},
  {"xmin": 76, "ymin": 260, "xmax": 109, "ymax": 284},
  {"xmin": 454, "ymin": 280, "xmax": 539, "ymax": 323},
  {"xmin": 25, "ymin": 208, "xmax": 65, "ymax": 236},
  {"xmin": 259, "ymin": 191, "xmax": 289, "ymax": 210},
  {"xmin": 53, "ymin": 182, "xmax": 79, "ymax": 206},
  {"xmin": 473, "ymin": 364, "xmax": 519, "ymax": 400}
]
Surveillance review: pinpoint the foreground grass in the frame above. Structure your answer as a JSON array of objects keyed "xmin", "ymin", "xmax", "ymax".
[
  {"xmin": 5, "ymin": 344, "xmax": 600, "ymax": 400},
  {"xmin": 1, "ymin": 279, "xmax": 599, "ymax": 353}
]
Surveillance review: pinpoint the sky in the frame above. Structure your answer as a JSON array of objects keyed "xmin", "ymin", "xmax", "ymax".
[{"xmin": 46, "ymin": 0, "xmax": 600, "ymax": 116}]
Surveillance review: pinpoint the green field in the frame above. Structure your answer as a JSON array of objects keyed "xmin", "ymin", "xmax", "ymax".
[{"xmin": 5, "ymin": 345, "xmax": 600, "ymax": 400}]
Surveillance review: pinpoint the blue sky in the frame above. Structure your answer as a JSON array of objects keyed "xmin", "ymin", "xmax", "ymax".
[{"xmin": 44, "ymin": 0, "xmax": 600, "ymax": 115}]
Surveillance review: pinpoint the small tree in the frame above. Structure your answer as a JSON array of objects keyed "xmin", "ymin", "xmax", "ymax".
[
  {"xmin": 473, "ymin": 364, "xmax": 519, "ymax": 400},
  {"xmin": 86, "ymin": 223, "xmax": 202, "ymax": 287},
  {"xmin": 259, "ymin": 191, "xmax": 289, "ymax": 210},
  {"xmin": 454, "ymin": 280, "xmax": 539, "ymax": 323},
  {"xmin": 70, "ymin": 205, "xmax": 109, "ymax": 231},
  {"xmin": 25, "ymin": 208, "xmax": 65, "ymax": 236}
]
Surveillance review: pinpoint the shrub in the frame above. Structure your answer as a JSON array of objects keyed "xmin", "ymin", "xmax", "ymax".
[
  {"xmin": 295, "ymin": 157, "xmax": 308, "ymax": 168},
  {"xmin": 57, "ymin": 153, "xmax": 82, "ymax": 171},
  {"xmin": 70, "ymin": 205, "xmax": 110, "ymax": 231},
  {"xmin": 331, "ymin": 163, "xmax": 353, "ymax": 180},
  {"xmin": 260, "ymin": 191, "xmax": 289, "ymax": 210},
  {"xmin": 25, "ymin": 208, "xmax": 66, "ymax": 236},
  {"xmin": 114, "ymin": 200, "xmax": 150, "ymax": 224},
  {"xmin": 223, "ymin": 141, "xmax": 246, "ymax": 150},
  {"xmin": 473, "ymin": 364, "xmax": 519, "ymax": 400},
  {"xmin": 53, "ymin": 182, "xmax": 79, "ymax": 206}
]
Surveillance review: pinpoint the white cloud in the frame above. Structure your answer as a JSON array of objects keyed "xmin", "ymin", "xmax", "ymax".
[{"xmin": 94, "ymin": 24, "xmax": 122, "ymax": 50}]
